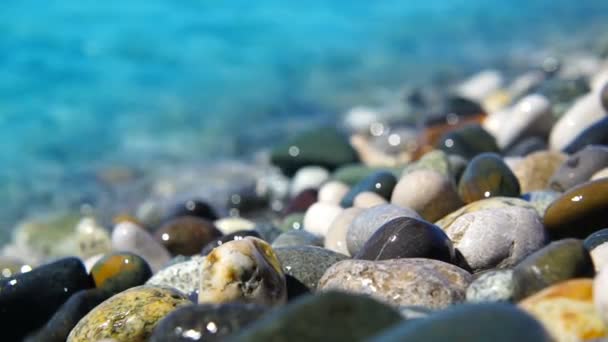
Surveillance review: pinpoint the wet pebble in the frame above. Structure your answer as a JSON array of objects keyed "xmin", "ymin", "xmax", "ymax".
[
  {"xmin": 146, "ymin": 256, "xmax": 203, "ymax": 295},
  {"xmin": 458, "ymin": 153, "xmax": 521, "ymax": 203},
  {"xmin": 275, "ymin": 246, "xmax": 349, "ymax": 290},
  {"xmin": 282, "ymin": 189, "xmax": 318, "ymax": 216},
  {"xmin": 340, "ymin": 171, "xmax": 397, "ymax": 208},
  {"xmin": 155, "ymin": 216, "xmax": 223, "ymax": 256},
  {"xmin": 324, "ymin": 207, "xmax": 361, "ymax": 256},
  {"xmin": 303, "ymin": 202, "xmax": 343, "ymax": 237},
  {"xmin": 512, "ymin": 150, "xmax": 566, "ymax": 193},
  {"xmin": 271, "ymin": 229, "xmax": 322, "ymax": 249},
  {"xmin": 91, "ymin": 252, "xmax": 152, "ymax": 294}
]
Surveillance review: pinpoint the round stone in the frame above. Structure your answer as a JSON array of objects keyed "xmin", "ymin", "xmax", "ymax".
[
  {"xmin": 549, "ymin": 145, "xmax": 608, "ymax": 192},
  {"xmin": 155, "ymin": 216, "xmax": 223, "ymax": 256},
  {"xmin": 111, "ymin": 222, "xmax": 171, "ymax": 272},
  {"xmin": 91, "ymin": 252, "xmax": 152, "ymax": 294},
  {"xmin": 355, "ymin": 217, "xmax": 455, "ymax": 264},
  {"xmin": 444, "ymin": 207, "xmax": 546, "ymax": 272},
  {"xmin": 324, "ymin": 207, "xmax": 362, "ymax": 256},
  {"xmin": 318, "ymin": 258, "xmax": 472, "ymax": 309},
  {"xmin": 353, "ymin": 191, "xmax": 388, "ymax": 208},
  {"xmin": 340, "ymin": 171, "xmax": 397, "ymax": 208},
  {"xmin": 318, "ymin": 181, "xmax": 350, "ymax": 205},
  {"xmin": 67, "ymin": 286, "xmax": 190, "ymax": 342},
  {"xmin": 544, "ymin": 178, "xmax": 608, "ymax": 239},
  {"xmin": 512, "ymin": 151, "xmax": 566, "ymax": 193},
  {"xmin": 290, "ymin": 166, "xmax": 330, "ymax": 197},
  {"xmin": 274, "ymin": 246, "xmax": 349, "ymax": 290},
  {"xmin": 391, "ymin": 169, "xmax": 463, "ymax": 222},
  {"xmin": 347, "ymin": 204, "xmax": 421, "ymax": 256},
  {"xmin": 466, "ymin": 269, "xmax": 515, "ymax": 303},
  {"xmin": 436, "ymin": 124, "xmax": 500, "ymax": 160},
  {"xmin": 282, "ymin": 189, "xmax": 318, "ymax": 216},
  {"xmin": 165, "ymin": 199, "xmax": 218, "ymax": 222},
  {"xmin": 214, "ymin": 217, "xmax": 256, "ymax": 235},
  {"xmin": 436, "ymin": 196, "xmax": 535, "ymax": 229},
  {"xmin": 201, "ymin": 230, "xmax": 262, "ymax": 255},
  {"xmin": 549, "ymin": 92, "xmax": 606, "ymax": 151},
  {"xmin": 271, "ymin": 230, "xmax": 322, "ymax": 249},
  {"xmin": 303, "ymin": 202, "xmax": 343, "ymax": 237},
  {"xmin": 458, "ymin": 153, "xmax": 521, "ymax": 204}
]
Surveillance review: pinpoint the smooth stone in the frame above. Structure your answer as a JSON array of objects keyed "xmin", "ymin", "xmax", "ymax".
[
  {"xmin": 111, "ymin": 222, "xmax": 171, "ymax": 272},
  {"xmin": 444, "ymin": 207, "xmax": 546, "ymax": 272},
  {"xmin": 513, "ymin": 150, "xmax": 567, "ymax": 193},
  {"xmin": 505, "ymin": 136, "xmax": 548, "ymax": 157},
  {"xmin": 436, "ymin": 124, "xmax": 500, "ymax": 160},
  {"xmin": 584, "ymin": 229, "xmax": 608, "ymax": 271},
  {"xmin": 199, "ymin": 237, "xmax": 286, "ymax": 306},
  {"xmin": 550, "ymin": 145, "xmax": 608, "ymax": 192},
  {"xmin": 270, "ymin": 127, "xmax": 358, "ymax": 176},
  {"xmin": 91, "ymin": 252, "xmax": 152, "ymax": 294},
  {"xmin": 279, "ymin": 213, "xmax": 305, "ymax": 231},
  {"xmin": 67, "ymin": 286, "xmax": 190, "ymax": 342},
  {"xmin": 402, "ymin": 149, "xmax": 452, "ymax": 179},
  {"xmin": 214, "ymin": 217, "xmax": 256, "ymax": 235},
  {"xmin": 271, "ymin": 230, "xmax": 322, "ymax": 249},
  {"xmin": 392, "ymin": 169, "xmax": 463, "ymax": 222},
  {"xmin": 282, "ymin": 189, "xmax": 318, "ymax": 216},
  {"xmin": 230, "ymin": 291, "xmax": 402, "ymax": 342},
  {"xmin": 0, "ymin": 257, "xmax": 93, "ymax": 341},
  {"xmin": 513, "ymin": 239, "xmax": 594, "ymax": 300},
  {"xmin": 146, "ymin": 256, "xmax": 203, "ymax": 295},
  {"xmin": 340, "ymin": 171, "xmax": 397, "ymax": 208},
  {"xmin": 592, "ymin": 167, "xmax": 608, "ymax": 180},
  {"xmin": 370, "ymin": 303, "xmax": 552, "ymax": 342},
  {"xmin": 353, "ymin": 191, "xmax": 388, "ymax": 208},
  {"xmin": 436, "ymin": 196, "xmax": 535, "ymax": 229},
  {"xmin": 290, "ymin": 166, "xmax": 330, "ymax": 197},
  {"xmin": 563, "ymin": 116, "xmax": 608, "ymax": 153},
  {"xmin": 324, "ymin": 207, "xmax": 361, "ymax": 256},
  {"xmin": 356, "ymin": 217, "xmax": 455, "ymax": 264},
  {"xmin": 544, "ymin": 179, "xmax": 608, "ymax": 239},
  {"xmin": 456, "ymin": 69, "xmax": 504, "ymax": 102},
  {"xmin": 520, "ymin": 279, "xmax": 606, "ymax": 342},
  {"xmin": 165, "ymin": 199, "xmax": 219, "ymax": 222},
  {"xmin": 584, "ymin": 229, "xmax": 608, "ymax": 251},
  {"xmin": 595, "ymin": 267, "xmax": 608, "ymax": 325},
  {"xmin": 448, "ymin": 153, "xmax": 468, "ymax": 183},
  {"xmin": 317, "ymin": 181, "xmax": 350, "ymax": 205},
  {"xmin": 549, "ymin": 93, "xmax": 606, "ymax": 151},
  {"xmin": 331, "ymin": 164, "xmax": 382, "ymax": 186},
  {"xmin": 346, "ymin": 204, "xmax": 421, "ymax": 256},
  {"xmin": 75, "ymin": 217, "xmax": 112, "ymax": 260},
  {"xmin": 275, "ymin": 246, "xmax": 349, "ymax": 290},
  {"xmin": 303, "ymin": 202, "xmax": 343, "ymax": 237},
  {"xmin": 466, "ymin": 269, "xmax": 515, "ymax": 303},
  {"xmin": 155, "ymin": 216, "xmax": 223, "ymax": 256},
  {"xmin": 201, "ymin": 230, "xmax": 262, "ymax": 255},
  {"xmin": 318, "ymin": 258, "xmax": 472, "ymax": 309},
  {"xmin": 458, "ymin": 153, "xmax": 520, "ymax": 203},
  {"xmin": 26, "ymin": 288, "xmax": 111, "ymax": 342},
  {"xmin": 521, "ymin": 190, "xmax": 562, "ymax": 216},
  {"xmin": 149, "ymin": 303, "xmax": 267, "ymax": 342}
]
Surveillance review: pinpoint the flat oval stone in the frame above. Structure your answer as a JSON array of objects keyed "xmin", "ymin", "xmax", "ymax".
[
  {"xmin": 289, "ymin": 166, "xmax": 329, "ymax": 197},
  {"xmin": 0, "ymin": 257, "xmax": 93, "ymax": 341},
  {"xmin": 271, "ymin": 230, "xmax": 322, "ymax": 249},
  {"xmin": 355, "ymin": 217, "xmax": 455, "ymax": 264},
  {"xmin": 549, "ymin": 145, "xmax": 608, "ymax": 192},
  {"xmin": 340, "ymin": 171, "xmax": 397, "ymax": 208},
  {"xmin": 347, "ymin": 204, "xmax": 421, "ymax": 256},
  {"xmin": 512, "ymin": 150, "xmax": 566, "ymax": 193},
  {"xmin": 111, "ymin": 222, "xmax": 171, "ymax": 272},
  {"xmin": 149, "ymin": 303, "xmax": 267, "ymax": 342},
  {"xmin": 520, "ymin": 279, "xmax": 606, "ymax": 341},
  {"xmin": 146, "ymin": 256, "xmax": 203, "ymax": 295},
  {"xmin": 282, "ymin": 189, "xmax": 318, "ymax": 216},
  {"xmin": 318, "ymin": 258, "xmax": 472, "ymax": 309},
  {"xmin": 199, "ymin": 237, "xmax": 286, "ymax": 306},
  {"xmin": 303, "ymin": 202, "xmax": 343, "ymax": 237},
  {"xmin": 563, "ymin": 116, "xmax": 608, "ymax": 153},
  {"xmin": 444, "ymin": 207, "xmax": 546, "ymax": 272},
  {"xmin": 165, "ymin": 199, "xmax": 219, "ymax": 222},
  {"xmin": 436, "ymin": 196, "xmax": 535, "ymax": 229},
  {"xmin": 436, "ymin": 124, "xmax": 500, "ymax": 160},
  {"xmin": 214, "ymin": 217, "xmax": 255, "ymax": 235},
  {"xmin": 230, "ymin": 292, "xmax": 402, "ymax": 342},
  {"xmin": 201, "ymin": 230, "xmax": 262, "ymax": 255},
  {"xmin": 155, "ymin": 216, "xmax": 223, "ymax": 256},
  {"xmin": 370, "ymin": 303, "xmax": 552, "ymax": 342},
  {"xmin": 392, "ymin": 169, "xmax": 463, "ymax": 222},
  {"xmin": 549, "ymin": 93, "xmax": 606, "ymax": 151},
  {"xmin": 513, "ymin": 239, "xmax": 594, "ymax": 300},
  {"xmin": 544, "ymin": 179, "xmax": 608, "ymax": 239},
  {"xmin": 458, "ymin": 153, "xmax": 521, "ymax": 203},
  {"xmin": 67, "ymin": 286, "xmax": 190, "ymax": 342},
  {"xmin": 91, "ymin": 252, "xmax": 152, "ymax": 294},
  {"xmin": 466, "ymin": 269, "xmax": 515, "ymax": 303},
  {"xmin": 318, "ymin": 181, "xmax": 350, "ymax": 205},
  {"xmin": 595, "ymin": 268, "xmax": 608, "ymax": 326},
  {"xmin": 275, "ymin": 246, "xmax": 349, "ymax": 290},
  {"xmin": 324, "ymin": 207, "xmax": 361, "ymax": 256}
]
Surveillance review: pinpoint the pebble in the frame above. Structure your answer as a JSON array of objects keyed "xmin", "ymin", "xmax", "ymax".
[
  {"xmin": 549, "ymin": 145, "xmax": 608, "ymax": 192},
  {"xmin": 512, "ymin": 150, "xmax": 566, "ymax": 193},
  {"xmin": 456, "ymin": 70, "xmax": 504, "ymax": 102},
  {"xmin": 347, "ymin": 204, "xmax": 421, "ymax": 256},
  {"xmin": 521, "ymin": 190, "xmax": 562, "ymax": 216},
  {"xmin": 303, "ymin": 202, "xmax": 343, "ymax": 237},
  {"xmin": 155, "ymin": 216, "xmax": 223, "ymax": 256},
  {"xmin": 271, "ymin": 229, "xmax": 323, "ymax": 249},
  {"xmin": 458, "ymin": 153, "xmax": 521, "ymax": 203},
  {"xmin": 199, "ymin": 237, "xmax": 286, "ymax": 306},
  {"xmin": 512, "ymin": 239, "xmax": 594, "ymax": 300},
  {"xmin": 146, "ymin": 256, "xmax": 203, "ymax": 295},
  {"xmin": 595, "ymin": 267, "xmax": 608, "ymax": 326},
  {"xmin": 149, "ymin": 303, "xmax": 267, "ymax": 342},
  {"xmin": 584, "ymin": 229, "xmax": 608, "ymax": 271},
  {"xmin": 214, "ymin": 217, "xmax": 256, "ymax": 235},
  {"xmin": 230, "ymin": 291, "xmax": 403, "ymax": 341},
  {"xmin": 282, "ymin": 189, "xmax": 318, "ymax": 216},
  {"xmin": 544, "ymin": 178, "xmax": 608, "ymax": 239},
  {"xmin": 403, "ymin": 149, "xmax": 452, "ymax": 179},
  {"xmin": 520, "ymin": 279, "xmax": 606, "ymax": 342},
  {"xmin": 165, "ymin": 199, "xmax": 219, "ymax": 222},
  {"xmin": 0, "ymin": 257, "xmax": 93, "ymax": 341},
  {"xmin": 437, "ymin": 124, "xmax": 500, "ymax": 160},
  {"xmin": 201, "ymin": 230, "xmax": 262, "ymax": 255},
  {"xmin": 353, "ymin": 191, "xmax": 388, "ymax": 208},
  {"xmin": 549, "ymin": 92, "xmax": 606, "ymax": 151},
  {"xmin": 444, "ymin": 207, "xmax": 546, "ymax": 272},
  {"xmin": 370, "ymin": 303, "xmax": 552, "ymax": 342},
  {"xmin": 67, "ymin": 286, "xmax": 190, "ymax": 342},
  {"xmin": 392, "ymin": 169, "xmax": 463, "ymax": 222},
  {"xmin": 318, "ymin": 258, "xmax": 472, "ymax": 309},
  {"xmin": 290, "ymin": 166, "xmax": 330, "ymax": 197},
  {"xmin": 91, "ymin": 252, "xmax": 152, "ymax": 294},
  {"xmin": 466, "ymin": 269, "xmax": 515, "ymax": 303},
  {"xmin": 505, "ymin": 136, "xmax": 548, "ymax": 157},
  {"xmin": 592, "ymin": 167, "xmax": 608, "ymax": 180},
  {"xmin": 75, "ymin": 217, "xmax": 112, "ymax": 259},
  {"xmin": 563, "ymin": 116, "xmax": 608, "ymax": 153},
  {"xmin": 356, "ymin": 217, "xmax": 455, "ymax": 264},
  {"xmin": 436, "ymin": 196, "xmax": 535, "ymax": 229},
  {"xmin": 111, "ymin": 221, "xmax": 171, "ymax": 272},
  {"xmin": 340, "ymin": 171, "xmax": 397, "ymax": 208},
  {"xmin": 324, "ymin": 207, "xmax": 361, "ymax": 256},
  {"xmin": 275, "ymin": 246, "xmax": 349, "ymax": 290},
  {"xmin": 317, "ymin": 181, "xmax": 350, "ymax": 205}
]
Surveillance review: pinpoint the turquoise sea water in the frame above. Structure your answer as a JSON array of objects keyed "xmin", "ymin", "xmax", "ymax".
[{"xmin": 1, "ymin": 0, "xmax": 608, "ymax": 233}]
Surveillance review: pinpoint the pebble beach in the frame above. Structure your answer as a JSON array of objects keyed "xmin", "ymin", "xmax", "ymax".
[{"xmin": 3, "ymin": 2, "xmax": 608, "ymax": 342}]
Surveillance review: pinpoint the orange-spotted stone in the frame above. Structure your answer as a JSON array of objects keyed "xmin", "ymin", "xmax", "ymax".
[{"xmin": 91, "ymin": 252, "xmax": 152, "ymax": 294}]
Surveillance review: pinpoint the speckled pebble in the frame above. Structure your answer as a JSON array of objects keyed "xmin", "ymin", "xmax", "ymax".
[
  {"xmin": 146, "ymin": 256, "xmax": 204, "ymax": 295},
  {"xmin": 466, "ymin": 269, "xmax": 515, "ymax": 303},
  {"xmin": 275, "ymin": 246, "xmax": 349, "ymax": 290}
]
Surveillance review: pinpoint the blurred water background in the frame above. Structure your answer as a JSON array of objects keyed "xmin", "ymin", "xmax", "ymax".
[{"xmin": 1, "ymin": 0, "xmax": 608, "ymax": 237}]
